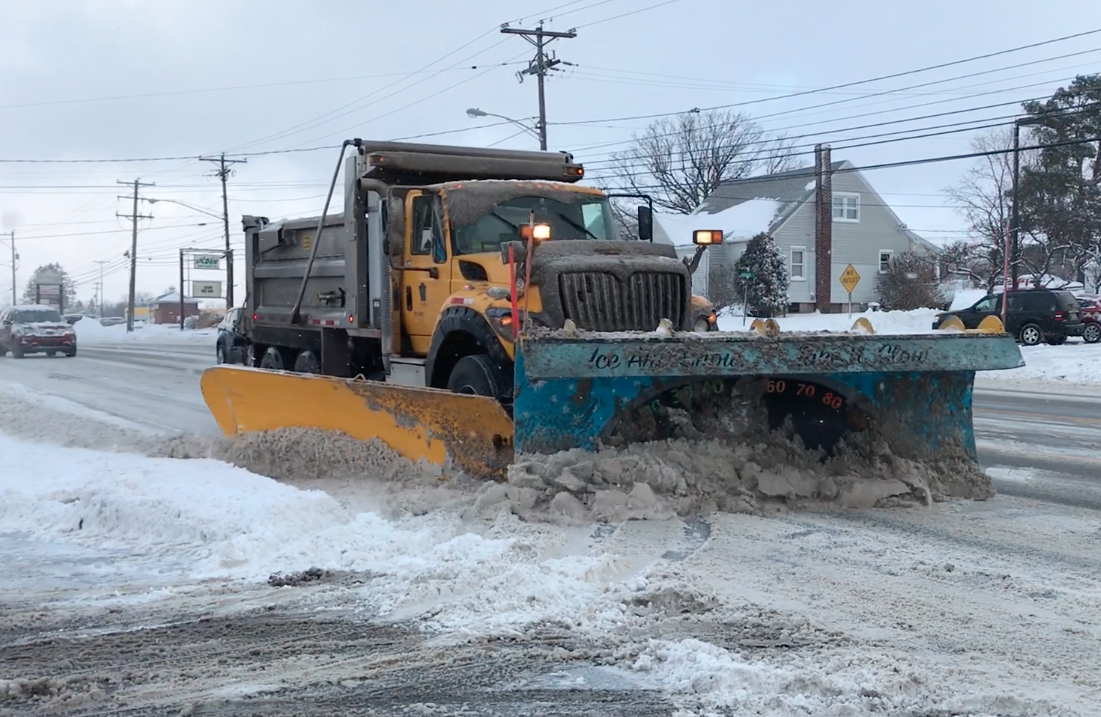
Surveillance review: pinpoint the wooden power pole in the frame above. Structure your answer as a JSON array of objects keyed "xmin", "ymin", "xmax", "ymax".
[
  {"xmin": 501, "ymin": 22, "xmax": 575, "ymax": 150},
  {"xmin": 117, "ymin": 178, "xmax": 155, "ymax": 332},
  {"xmin": 199, "ymin": 153, "xmax": 247, "ymax": 308}
]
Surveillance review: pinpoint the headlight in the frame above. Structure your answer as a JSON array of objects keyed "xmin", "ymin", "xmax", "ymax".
[{"xmin": 694, "ymin": 317, "xmax": 710, "ymax": 333}]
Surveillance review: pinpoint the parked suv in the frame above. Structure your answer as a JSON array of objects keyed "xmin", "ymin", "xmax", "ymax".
[
  {"xmin": 0, "ymin": 304, "xmax": 78, "ymax": 358},
  {"xmin": 215, "ymin": 307, "xmax": 248, "ymax": 364},
  {"xmin": 933, "ymin": 288, "xmax": 1085, "ymax": 346}
]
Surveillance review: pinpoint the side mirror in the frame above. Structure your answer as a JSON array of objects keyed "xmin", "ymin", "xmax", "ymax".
[
  {"xmin": 692, "ymin": 229, "xmax": 723, "ymax": 246},
  {"xmin": 637, "ymin": 206, "xmax": 653, "ymax": 242}
]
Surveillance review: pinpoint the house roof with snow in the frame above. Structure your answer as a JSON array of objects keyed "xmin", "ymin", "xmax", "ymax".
[
  {"xmin": 688, "ymin": 159, "xmax": 939, "ymax": 254},
  {"xmin": 149, "ymin": 292, "xmax": 199, "ymax": 305},
  {"xmin": 653, "ymin": 161, "xmax": 845, "ymax": 249}
]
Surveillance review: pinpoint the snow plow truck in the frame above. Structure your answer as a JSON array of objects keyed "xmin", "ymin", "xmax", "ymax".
[{"xmin": 200, "ymin": 139, "xmax": 1025, "ymax": 482}]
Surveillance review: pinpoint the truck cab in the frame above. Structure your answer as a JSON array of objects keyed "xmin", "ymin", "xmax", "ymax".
[{"xmin": 240, "ymin": 140, "xmax": 718, "ymax": 406}]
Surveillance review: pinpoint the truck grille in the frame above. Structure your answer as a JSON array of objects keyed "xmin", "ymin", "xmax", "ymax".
[{"xmin": 557, "ymin": 271, "xmax": 686, "ymax": 332}]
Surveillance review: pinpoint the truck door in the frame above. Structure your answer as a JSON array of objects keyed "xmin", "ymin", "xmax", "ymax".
[{"xmin": 402, "ymin": 191, "xmax": 451, "ymax": 355}]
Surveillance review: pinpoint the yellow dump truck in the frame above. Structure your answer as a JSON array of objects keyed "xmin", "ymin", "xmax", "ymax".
[
  {"xmin": 202, "ymin": 138, "xmax": 1025, "ymax": 484},
  {"xmin": 230, "ymin": 139, "xmax": 717, "ymax": 404}
]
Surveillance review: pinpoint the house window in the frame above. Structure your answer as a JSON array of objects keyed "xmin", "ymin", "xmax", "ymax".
[
  {"xmin": 832, "ymin": 193, "xmax": 860, "ymax": 222},
  {"xmin": 879, "ymin": 250, "xmax": 893, "ymax": 273},
  {"xmin": 790, "ymin": 247, "xmax": 806, "ymax": 280}
]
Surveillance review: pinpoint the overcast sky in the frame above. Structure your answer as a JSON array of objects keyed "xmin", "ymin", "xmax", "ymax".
[{"xmin": 1, "ymin": 0, "xmax": 1097, "ymax": 307}]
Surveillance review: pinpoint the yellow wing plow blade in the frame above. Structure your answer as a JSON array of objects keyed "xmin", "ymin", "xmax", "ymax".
[{"xmin": 200, "ymin": 366, "xmax": 514, "ymax": 481}]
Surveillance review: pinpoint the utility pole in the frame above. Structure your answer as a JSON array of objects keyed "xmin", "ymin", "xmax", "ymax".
[
  {"xmin": 93, "ymin": 260, "xmax": 109, "ymax": 315},
  {"xmin": 501, "ymin": 21, "xmax": 575, "ymax": 151},
  {"xmin": 813, "ymin": 144, "xmax": 834, "ymax": 313},
  {"xmin": 117, "ymin": 178, "xmax": 155, "ymax": 332},
  {"xmin": 1, "ymin": 231, "xmax": 15, "ymax": 304},
  {"xmin": 199, "ymin": 153, "xmax": 247, "ymax": 308}
]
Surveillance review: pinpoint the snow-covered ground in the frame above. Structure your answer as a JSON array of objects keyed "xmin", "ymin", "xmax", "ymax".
[
  {"xmin": 2, "ymin": 382, "xmax": 1100, "ymax": 714},
  {"xmin": 718, "ymin": 307, "xmax": 1101, "ymax": 387},
  {"xmin": 73, "ymin": 317, "xmax": 216, "ymax": 345}
]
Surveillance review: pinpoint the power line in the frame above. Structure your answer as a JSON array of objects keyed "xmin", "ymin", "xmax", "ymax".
[
  {"xmin": 0, "ymin": 62, "xmax": 529, "ymax": 111},
  {"xmin": 551, "ymin": 27, "xmax": 1101, "ymax": 126},
  {"xmin": 571, "ymin": 0, "xmax": 681, "ymax": 28}
]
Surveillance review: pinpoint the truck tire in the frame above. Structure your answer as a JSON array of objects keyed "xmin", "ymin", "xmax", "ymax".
[
  {"xmin": 447, "ymin": 354, "xmax": 509, "ymax": 399},
  {"xmin": 260, "ymin": 347, "xmax": 288, "ymax": 370},
  {"xmin": 293, "ymin": 350, "xmax": 320, "ymax": 374}
]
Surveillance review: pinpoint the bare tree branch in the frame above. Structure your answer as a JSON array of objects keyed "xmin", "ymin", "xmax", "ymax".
[{"xmin": 608, "ymin": 109, "xmax": 794, "ymax": 215}]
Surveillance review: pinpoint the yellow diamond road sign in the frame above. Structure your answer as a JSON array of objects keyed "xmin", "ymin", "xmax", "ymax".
[{"xmin": 840, "ymin": 264, "xmax": 861, "ymax": 294}]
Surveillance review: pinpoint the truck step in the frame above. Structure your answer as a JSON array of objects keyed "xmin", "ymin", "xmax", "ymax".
[{"xmin": 389, "ymin": 357, "xmax": 426, "ymax": 387}]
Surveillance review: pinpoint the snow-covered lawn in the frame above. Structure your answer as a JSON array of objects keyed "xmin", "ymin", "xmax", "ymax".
[{"xmin": 718, "ymin": 307, "xmax": 1100, "ymax": 386}]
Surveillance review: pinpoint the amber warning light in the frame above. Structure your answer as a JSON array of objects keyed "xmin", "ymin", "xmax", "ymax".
[{"xmin": 693, "ymin": 229, "xmax": 723, "ymax": 245}]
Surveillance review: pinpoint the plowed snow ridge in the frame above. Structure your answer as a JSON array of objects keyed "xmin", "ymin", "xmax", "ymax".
[{"xmin": 1, "ymin": 386, "xmax": 1098, "ymax": 714}]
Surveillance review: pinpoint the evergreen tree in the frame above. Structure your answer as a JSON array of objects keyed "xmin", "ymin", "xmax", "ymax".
[
  {"xmin": 1018, "ymin": 74, "xmax": 1101, "ymax": 283},
  {"xmin": 733, "ymin": 233, "xmax": 789, "ymax": 318},
  {"xmin": 22, "ymin": 263, "xmax": 77, "ymax": 309}
]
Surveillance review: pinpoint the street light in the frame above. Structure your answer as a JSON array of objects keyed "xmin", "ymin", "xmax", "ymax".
[
  {"xmin": 465, "ymin": 107, "xmax": 542, "ymax": 142},
  {"xmin": 142, "ymin": 196, "xmax": 222, "ymax": 220}
]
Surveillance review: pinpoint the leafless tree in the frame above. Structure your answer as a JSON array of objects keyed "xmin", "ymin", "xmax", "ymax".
[
  {"xmin": 942, "ymin": 126, "xmax": 1067, "ymax": 287},
  {"xmin": 607, "ymin": 109, "xmax": 797, "ymax": 215}
]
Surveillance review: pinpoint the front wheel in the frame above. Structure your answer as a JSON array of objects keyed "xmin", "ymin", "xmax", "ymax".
[
  {"xmin": 1084, "ymin": 323, "xmax": 1101, "ymax": 344},
  {"xmin": 216, "ymin": 342, "xmax": 227, "ymax": 364},
  {"xmin": 1019, "ymin": 323, "xmax": 1043, "ymax": 346},
  {"xmin": 446, "ymin": 354, "xmax": 511, "ymax": 400}
]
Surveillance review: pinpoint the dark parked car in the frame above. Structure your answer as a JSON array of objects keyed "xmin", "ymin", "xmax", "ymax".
[
  {"xmin": 0, "ymin": 304, "xmax": 77, "ymax": 358},
  {"xmin": 216, "ymin": 307, "xmax": 248, "ymax": 364},
  {"xmin": 933, "ymin": 288, "xmax": 1085, "ymax": 346}
]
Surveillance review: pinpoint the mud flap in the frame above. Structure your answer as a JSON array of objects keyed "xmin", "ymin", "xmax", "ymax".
[
  {"xmin": 511, "ymin": 329, "xmax": 1025, "ymax": 464},
  {"xmin": 200, "ymin": 366, "xmax": 515, "ymax": 480}
]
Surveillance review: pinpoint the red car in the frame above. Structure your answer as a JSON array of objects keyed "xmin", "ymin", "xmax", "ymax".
[
  {"xmin": 1076, "ymin": 294, "xmax": 1101, "ymax": 343},
  {"xmin": 0, "ymin": 304, "xmax": 78, "ymax": 358}
]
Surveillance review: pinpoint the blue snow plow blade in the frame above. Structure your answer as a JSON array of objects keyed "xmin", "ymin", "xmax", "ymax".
[{"xmin": 512, "ymin": 324, "xmax": 1024, "ymax": 463}]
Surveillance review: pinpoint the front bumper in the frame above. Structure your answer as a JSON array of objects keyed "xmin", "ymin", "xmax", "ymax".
[{"xmin": 16, "ymin": 334, "xmax": 76, "ymax": 351}]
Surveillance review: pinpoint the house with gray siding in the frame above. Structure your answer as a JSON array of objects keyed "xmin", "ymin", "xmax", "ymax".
[{"xmin": 653, "ymin": 160, "xmax": 939, "ymax": 311}]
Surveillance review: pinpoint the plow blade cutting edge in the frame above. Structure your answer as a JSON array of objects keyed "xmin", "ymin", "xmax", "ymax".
[{"xmin": 200, "ymin": 323, "xmax": 1024, "ymax": 482}]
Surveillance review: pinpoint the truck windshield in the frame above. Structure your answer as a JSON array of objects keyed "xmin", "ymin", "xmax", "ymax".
[{"xmin": 451, "ymin": 195, "xmax": 618, "ymax": 256}]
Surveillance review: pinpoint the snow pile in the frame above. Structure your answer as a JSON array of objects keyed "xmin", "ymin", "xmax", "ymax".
[
  {"xmin": 982, "ymin": 343, "xmax": 1101, "ymax": 386},
  {"xmin": 74, "ymin": 319, "xmax": 215, "ymax": 345},
  {"xmin": 717, "ymin": 307, "xmax": 943, "ymax": 335},
  {"xmin": 0, "ymin": 429, "xmax": 634, "ymax": 634},
  {"xmin": 624, "ymin": 638, "xmax": 1073, "ymax": 716},
  {"xmin": 504, "ymin": 434, "xmax": 987, "ymax": 525},
  {"xmin": 950, "ymin": 288, "xmax": 987, "ymax": 310}
]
